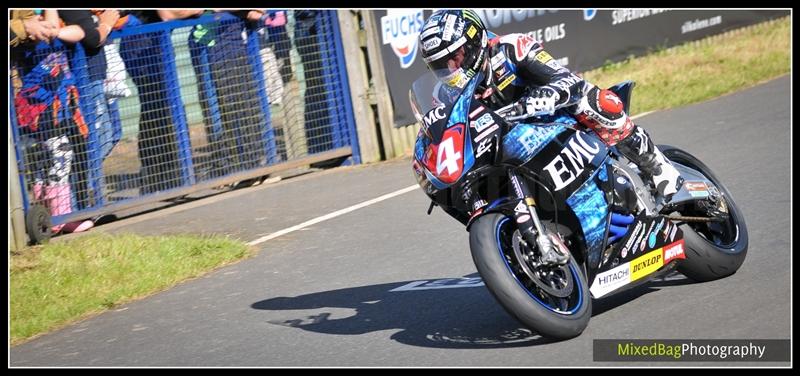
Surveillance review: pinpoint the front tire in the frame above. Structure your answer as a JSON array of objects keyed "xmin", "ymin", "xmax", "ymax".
[
  {"xmin": 660, "ymin": 145, "xmax": 748, "ymax": 282},
  {"xmin": 469, "ymin": 213, "xmax": 591, "ymax": 340}
]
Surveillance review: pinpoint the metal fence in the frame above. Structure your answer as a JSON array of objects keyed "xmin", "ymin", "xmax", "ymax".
[{"xmin": 10, "ymin": 11, "xmax": 359, "ymax": 243}]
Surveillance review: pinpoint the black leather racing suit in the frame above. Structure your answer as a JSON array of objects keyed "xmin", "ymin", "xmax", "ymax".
[{"xmin": 471, "ymin": 32, "xmax": 683, "ymax": 197}]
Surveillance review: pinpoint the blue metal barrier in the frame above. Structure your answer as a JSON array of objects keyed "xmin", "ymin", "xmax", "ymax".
[
  {"xmin": 328, "ymin": 12, "xmax": 361, "ymax": 164},
  {"xmin": 68, "ymin": 43, "xmax": 105, "ymax": 208},
  {"xmin": 9, "ymin": 83, "xmax": 30, "ymax": 213},
  {"xmin": 158, "ymin": 30, "xmax": 196, "ymax": 187},
  {"xmin": 9, "ymin": 10, "xmax": 358, "ymax": 235}
]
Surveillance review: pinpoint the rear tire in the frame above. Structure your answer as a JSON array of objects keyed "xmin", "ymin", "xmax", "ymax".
[
  {"xmin": 469, "ymin": 213, "xmax": 591, "ymax": 340},
  {"xmin": 660, "ymin": 145, "xmax": 748, "ymax": 282}
]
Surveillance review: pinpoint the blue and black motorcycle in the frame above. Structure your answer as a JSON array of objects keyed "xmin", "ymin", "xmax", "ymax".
[{"xmin": 410, "ymin": 70, "xmax": 748, "ymax": 340}]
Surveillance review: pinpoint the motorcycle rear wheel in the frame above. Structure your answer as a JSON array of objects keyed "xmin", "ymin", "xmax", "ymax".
[{"xmin": 660, "ymin": 145, "xmax": 748, "ymax": 282}]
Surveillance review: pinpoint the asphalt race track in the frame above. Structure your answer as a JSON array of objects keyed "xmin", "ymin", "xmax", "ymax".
[{"xmin": 10, "ymin": 76, "xmax": 791, "ymax": 367}]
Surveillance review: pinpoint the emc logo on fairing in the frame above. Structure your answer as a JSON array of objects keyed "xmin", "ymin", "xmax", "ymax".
[{"xmin": 543, "ymin": 132, "xmax": 602, "ymax": 191}]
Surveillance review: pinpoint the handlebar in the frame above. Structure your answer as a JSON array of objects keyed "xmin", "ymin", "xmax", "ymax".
[
  {"xmin": 496, "ymin": 102, "xmax": 552, "ymax": 123},
  {"xmin": 504, "ymin": 112, "xmax": 538, "ymax": 122}
]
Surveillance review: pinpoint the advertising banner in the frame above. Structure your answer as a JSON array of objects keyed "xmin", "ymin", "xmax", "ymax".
[{"xmin": 374, "ymin": 9, "xmax": 789, "ymax": 126}]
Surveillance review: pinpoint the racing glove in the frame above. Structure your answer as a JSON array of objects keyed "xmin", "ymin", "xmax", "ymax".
[{"xmin": 524, "ymin": 86, "xmax": 561, "ymax": 116}]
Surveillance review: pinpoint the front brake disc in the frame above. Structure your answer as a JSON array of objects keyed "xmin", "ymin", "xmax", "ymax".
[{"xmin": 511, "ymin": 231, "xmax": 574, "ymax": 298}]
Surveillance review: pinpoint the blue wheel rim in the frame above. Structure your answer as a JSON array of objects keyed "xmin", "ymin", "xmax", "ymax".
[{"xmin": 495, "ymin": 217, "xmax": 584, "ymax": 315}]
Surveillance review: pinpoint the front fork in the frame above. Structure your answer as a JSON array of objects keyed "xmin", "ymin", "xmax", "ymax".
[
  {"xmin": 462, "ymin": 169, "xmax": 570, "ymax": 266},
  {"xmin": 507, "ymin": 170, "xmax": 569, "ymax": 265}
]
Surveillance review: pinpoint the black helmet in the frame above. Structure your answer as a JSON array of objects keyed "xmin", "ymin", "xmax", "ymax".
[{"xmin": 418, "ymin": 9, "xmax": 488, "ymax": 89}]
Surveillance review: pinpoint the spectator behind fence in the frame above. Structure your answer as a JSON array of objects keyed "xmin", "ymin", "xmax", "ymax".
[
  {"xmin": 117, "ymin": 10, "xmax": 203, "ymax": 194},
  {"xmin": 10, "ymin": 9, "xmax": 59, "ymax": 47},
  {"xmin": 248, "ymin": 9, "xmax": 289, "ymax": 162},
  {"xmin": 11, "ymin": 9, "xmax": 94, "ymax": 234},
  {"xmin": 98, "ymin": 13, "xmax": 132, "ymax": 195},
  {"xmin": 186, "ymin": 10, "xmax": 222, "ymax": 165},
  {"xmin": 265, "ymin": 10, "xmax": 293, "ymax": 84},
  {"xmin": 249, "ymin": 9, "xmax": 290, "ymax": 106},
  {"xmin": 294, "ymin": 10, "xmax": 333, "ymax": 154},
  {"xmin": 102, "ymin": 39, "xmax": 132, "ymax": 99},
  {"xmin": 187, "ymin": 10, "xmax": 268, "ymax": 180},
  {"xmin": 100, "ymin": 11, "xmax": 133, "ymax": 100},
  {"xmin": 59, "ymin": 9, "xmax": 120, "ymax": 205}
]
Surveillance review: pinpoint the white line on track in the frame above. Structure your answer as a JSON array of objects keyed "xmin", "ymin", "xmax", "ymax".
[
  {"xmin": 631, "ymin": 111, "xmax": 655, "ymax": 120},
  {"xmin": 247, "ymin": 184, "xmax": 419, "ymax": 246}
]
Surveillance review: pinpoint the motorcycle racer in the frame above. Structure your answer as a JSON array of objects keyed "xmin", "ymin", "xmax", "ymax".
[{"xmin": 418, "ymin": 9, "xmax": 683, "ymax": 200}]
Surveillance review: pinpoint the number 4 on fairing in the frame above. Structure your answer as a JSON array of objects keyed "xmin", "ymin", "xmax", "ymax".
[{"xmin": 436, "ymin": 136, "xmax": 462, "ymax": 176}]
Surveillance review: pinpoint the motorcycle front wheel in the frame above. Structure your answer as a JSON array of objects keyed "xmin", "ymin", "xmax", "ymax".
[{"xmin": 469, "ymin": 213, "xmax": 591, "ymax": 340}]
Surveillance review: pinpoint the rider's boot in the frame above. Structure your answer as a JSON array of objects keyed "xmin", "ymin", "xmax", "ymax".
[
  {"xmin": 574, "ymin": 86, "xmax": 683, "ymax": 202},
  {"xmin": 615, "ymin": 125, "xmax": 684, "ymax": 202}
]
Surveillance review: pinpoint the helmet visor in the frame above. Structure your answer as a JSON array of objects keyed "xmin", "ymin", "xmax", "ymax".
[
  {"xmin": 424, "ymin": 36, "xmax": 484, "ymax": 88},
  {"xmin": 437, "ymin": 68, "xmax": 469, "ymax": 89}
]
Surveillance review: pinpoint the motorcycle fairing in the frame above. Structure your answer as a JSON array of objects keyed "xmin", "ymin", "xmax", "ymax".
[
  {"xmin": 589, "ymin": 236, "xmax": 686, "ymax": 299},
  {"xmin": 516, "ymin": 128, "xmax": 609, "ymax": 199},
  {"xmin": 588, "ymin": 208, "xmax": 686, "ymax": 298},
  {"xmin": 421, "ymin": 124, "xmax": 475, "ymax": 190},
  {"xmin": 566, "ymin": 162, "xmax": 611, "ymax": 270},
  {"xmin": 418, "ymin": 74, "xmax": 485, "ymax": 190},
  {"xmin": 665, "ymin": 161, "xmax": 722, "ymax": 206},
  {"xmin": 503, "ymin": 123, "xmax": 567, "ymax": 165},
  {"xmin": 603, "ymin": 214, "xmax": 685, "ymax": 267}
]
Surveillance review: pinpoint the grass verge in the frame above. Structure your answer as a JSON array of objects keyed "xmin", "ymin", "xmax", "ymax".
[
  {"xmin": 581, "ymin": 17, "xmax": 790, "ymax": 116},
  {"xmin": 10, "ymin": 233, "xmax": 253, "ymax": 345}
]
